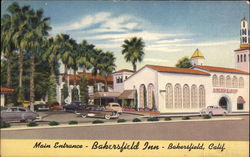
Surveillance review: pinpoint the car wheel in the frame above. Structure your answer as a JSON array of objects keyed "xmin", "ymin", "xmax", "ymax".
[
  {"xmin": 81, "ymin": 115, "xmax": 87, "ymax": 118},
  {"xmin": 104, "ymin": 114, "xmax": 111, "ymax": 120},
  {"xmin": 209, "ymin": 112, "xmax": 213, "ymax": 116},
  {"xmin": 26, "ymin": 118, "xmax": 33, "ymax": 123}
]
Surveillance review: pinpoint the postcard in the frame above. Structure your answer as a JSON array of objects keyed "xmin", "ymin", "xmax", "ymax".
[{"xmin": 1, "ymin": 0, "xmax": 249, "ymax": 157}]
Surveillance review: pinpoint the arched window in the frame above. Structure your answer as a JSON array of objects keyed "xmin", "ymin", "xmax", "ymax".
[
  {"xmin": 183, "ymin": 84, "xmax": 190, "ymax": 109},
  {"xmin": 226, "ymin": 76, "xmax": 231, "ymax": 88},
  {"xmin": 212, "ymin": 74, "xmax": 218, "ymax": 87},
  {"xmin": 232, "ymin": 76, "xmax": 238, "ymax": 88},
  {"xmin": 139, "ymin": 84, "xmax": 146, "ymax": 108},
  {"xmin": 199, "ymin": 85, "xmax": 206, "ymax": 108},
  {"xmin": 241, "ymin": 54, "xmax": 243, "ymax": 62},
  {"xmin": 165, "ymin": 83, "xmax": 173, "ymax": 109},
  {"xmin": 239, "ymin": 77, "xmax": 244, "ymax": 88},
  {"xmin": 174, "ymin": 84, "xmax": 182, "ymax": 109},
  {"xmin": 191, "ymin": 85, "xmax": 198, "ymax": 108},
  {"xmin": 147, "ymin": 84, "xmax": 154, "ymax": 109},
  {"xmin": 237, "ymin": 55, "xmax": 240, "ymax": 63},
  {"xmin": 244, "ymin": 54, "xmax": 246, "ymax": 62},
  {"xmin": 219, "ymin": 75, "xmax": 225, "ymax": 87}
]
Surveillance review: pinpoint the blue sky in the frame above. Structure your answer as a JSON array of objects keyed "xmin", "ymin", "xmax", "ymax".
[{"xmin": 1, "ymin": 1, "xmax": 250, "ymax": 70}]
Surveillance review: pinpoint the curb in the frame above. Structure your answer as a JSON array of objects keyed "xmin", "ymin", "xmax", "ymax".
[{"xmin": 0, "ymin": 117, "xmax": 243, "ymax": 131}]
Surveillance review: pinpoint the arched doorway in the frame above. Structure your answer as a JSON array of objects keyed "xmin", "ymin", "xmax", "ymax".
[{"xmin": 219, "ymin": 96, "xmax": 230, "ymax": 111}]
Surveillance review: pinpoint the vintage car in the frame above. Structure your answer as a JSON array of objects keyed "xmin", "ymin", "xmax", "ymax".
[
  {"xmin": 76, "ymin": 106, "xmax": 120, "ymax": 120},
  {"xmin": 63, "ymin": 102, "xmax": 86, "ymax": 112},
  {"xmin": 105, "ymin": 102, "xmax": 122, "ymax": 114},
  {"xmin": 1, "ymin": 107, "xmax": 40, "ymax": 122},
  {"xmin": 200, "ymin": 106, "xmax": 228, "ymax": 116},
  {"xmin": 34, "ymin": 104, "xmax": 50, "ymax": 112}
]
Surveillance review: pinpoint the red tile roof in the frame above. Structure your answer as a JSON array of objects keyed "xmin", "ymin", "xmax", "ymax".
[
  {"xmin": 234, "ymin": 47, "xmax": 250, "ymax": 51},
  {"xmin": 147, "ymin": 65, "xmax": 210, "ymax": 76},
  {"xmin": 61, "ymin": 73, "xmax": 113, "ymax": 86},
  {"xmin": 113, "ymin": 69, "xmax": 134, "ymax": 73},
  {"xmin": 0, "ymin": 87, "xmax": 14, "ymax": 93},
  {"xmin": 194, "ymin": 65, "xmax": 249, "ymax": 75}
]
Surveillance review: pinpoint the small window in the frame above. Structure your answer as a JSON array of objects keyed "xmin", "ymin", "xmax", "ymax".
[
  {"xmin": 237, "ymin": 55, "xmax": 239, "ymax": 63},
  {"xmin": 244, "ymin": 54, "xmax": 246, "ymax": 62},
  {"xmin": 241, "ymin": 55, "xmax": 243, "ymax": 62},
  {"xmin": 243, "ymin": 21, "xmax": 245, "ymax": 27},
  {"xmin": 237, "ymin": 104, "xmax": 243, "ymax": 110}
]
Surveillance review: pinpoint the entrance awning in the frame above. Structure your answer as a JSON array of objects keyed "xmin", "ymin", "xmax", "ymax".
[
  {"xmin": 237, "ymin": 96, "xmax": 246, "ymax": 104},
  {"xmin": 119, "ymin": 90, "xmax": 136, "ymax": 99},
  {"xmin": 92, "ymin": 92, "xmax": 121, "ymax": 99}
]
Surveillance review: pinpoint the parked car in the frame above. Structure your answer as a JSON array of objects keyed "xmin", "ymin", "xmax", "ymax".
[
  {"xmin": 63, "ymin": 102, "xmax": 86, "ymax": 112},
  {"xmin": 200, "ymin": 106, "xmax": 228, "ymax": 116},
  {"xmin": 34, "ymin": 104, "xmax": 49, "ymax": 111},
  {"xmin": 76, "ymin": 106, "xmax": 120, "ymax": 120},
  {"xmin": 106, "ymin": 102, "xmax": 122, "ymax": 114},
  {"xmin": 1, "ymin": 107, "xmax": 40, "ymax": 122},
  {"xmin": 50, "ymin": 105, "xmax": 63, "ymax": 111}
]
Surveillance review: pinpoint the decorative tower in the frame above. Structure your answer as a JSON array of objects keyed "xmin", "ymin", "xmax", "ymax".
[
  {"xmin": 191, "ymin": 48, "xmax": 205, "ymax": 66},
  {"xmin": 240, "ymin": 17, "xmax": 249, "ymax": 48},
  {"xmin": 234, "ymin": 18, "xmax": 250, "ymax": 72}
]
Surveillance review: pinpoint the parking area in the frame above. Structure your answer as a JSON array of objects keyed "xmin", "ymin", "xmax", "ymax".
[{"xmin": 8, "ymin": 110, "xmax": 140, "ymax": 127}]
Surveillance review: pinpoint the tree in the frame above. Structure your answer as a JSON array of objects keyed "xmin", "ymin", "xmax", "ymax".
[
  {"xmin": 6, "ymin": 2, "xmax": 31, "ymax": 103},
  {"xmin": 175, "ymin": 56, "xmax": 192, "ymax": 68},
  {"xmin": 77, "ymin": 40, "xmax": 93, "ymax": 75},
  {"xmin": 79, "ymin": 76, "xmax": 89, "ymax": 104},
  {"xmin": 121, "ymin": 37, "xmax": 145, "ymax": 72},
  {"xmin": 1, "ymin": 14, "xmax": 15, "ymax": 89},
  {"xmin": 99, "ymin": 51, "xmax": 116, "ymax": 92},
  {"xmin": 90, "ymin": 49, "xmax": 103, "ymax": 92},
  {"xmin": 21, "ymin": 8, "xmax": 51, "ymax": 111},
  {"xmin": 47, "ymin": 73, "xmax": 57, "ymax": 104}
]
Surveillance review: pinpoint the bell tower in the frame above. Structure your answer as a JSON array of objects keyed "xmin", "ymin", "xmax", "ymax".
[
  {"xmin": 234, "ymin": 18, "xmax": 250, "ymax": 73},
  {"xmin": 240, "ymin": 17, "xmax": 249, "ymax": 48}
]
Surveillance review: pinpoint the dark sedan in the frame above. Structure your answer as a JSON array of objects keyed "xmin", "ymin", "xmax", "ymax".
[
  {"xmin": 1, "ymin": 107, "xmax": 40, "ymax": 122},
  {"xmin": 76, "ymin": 106, "xmax": 120, "ymax": 120},
  {"xmin": 63, "ymin": 102, "xmax": 86, "ymax": 112}
]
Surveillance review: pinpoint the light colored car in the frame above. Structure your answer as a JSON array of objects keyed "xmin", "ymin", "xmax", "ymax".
[
  {"xmin": 106, "ymin": 102, "xmax": 122, "ymax": 114},
  {"xmin": 1, "ymin": 107, "xmax": 40, "ymax": 122},
  {"xmin": 200, "ymin": 106, "xmax": 228, "ymax": 116}
]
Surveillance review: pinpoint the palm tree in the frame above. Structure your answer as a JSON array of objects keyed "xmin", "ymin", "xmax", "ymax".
[
  {"xmin": 99, "ymin": 51, "xmax": 116, "ymax": 92},
  {"xmin": 6, "ymin": 2, "xmax": 31, "ymax": 102},
  {"xmin": 121, "ymin": 37, "xmax": 145, "ymax": 72},
  {"xmin": 77, "ymin": 40, "xmax": 94, "ymax": 75},
  {"xmin": 1, "ymin": 14, "xmax": 15, "ymax": 88},
  {"xmin": 90, "ymin": 49, "xmax": 103, "ymax": 92},
  {"xmin": 21, "ymin": 9, "xmax": 51, "ymax": 111}
]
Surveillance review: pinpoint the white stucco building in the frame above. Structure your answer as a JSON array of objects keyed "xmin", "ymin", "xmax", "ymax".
[{"xmin": 121, "ymin": 18, "xmax": 249, "ymax": 114}]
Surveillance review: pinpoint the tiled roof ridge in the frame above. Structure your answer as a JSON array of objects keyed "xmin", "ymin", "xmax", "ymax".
[
  {"xmin": 194, "ymin": 65, "xmax": 249, "ymax": 74},
  {"xmin": 146, "ymin": 64, "xmax": 210, "ymax": 76}
]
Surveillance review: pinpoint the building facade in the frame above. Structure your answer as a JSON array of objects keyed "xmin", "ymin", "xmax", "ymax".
[{"xmin": 122, "ymin": 18, "xmax": 249, "ymax": 113}]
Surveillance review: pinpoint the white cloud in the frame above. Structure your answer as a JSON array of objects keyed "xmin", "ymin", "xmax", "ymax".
[
  {"xmin": 144, "ymin": 58, "xmax": 168, "ymax": 63},
  {"xmin": 155, "ymin": 39, "xmax": 191, "ymax": 44},
  {"xmin": 54, "ymin": 12, "xmax": 111, "ymax": 32},
  {"xmin": 175, "ymin": 40, "xmax": 239, "ymax": 47}
]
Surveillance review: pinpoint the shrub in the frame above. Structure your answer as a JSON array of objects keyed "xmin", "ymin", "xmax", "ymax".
[
  {"xmin": 164, "ymin": 117, "xmax": 172, "ymax": 121},
  {"xmin": 182, "ymin": 116, "xmax": 190, "ymax": 120},
  {"xmin": 132, "ymin": 118, "xmax": 141, "ymax": 122},
  {"xmin": 27, "ymin": 121, "xmax": 38, "ymax": 127},
  {"xmin": 92, "ymin": 120, "xmax": 104, "ymax": 124},
  {"xmin": 117, "ymin": 119, "xmax": 126, "ymax": 123},
  {"xmin": 68, "ymin": 120, "xmax": 78, "ymax": 125},
  {"xmin": 203, "ymin": 114, "xmax": 212, "ymax": 119},
  {"xmin": 147, "ymin": 117, "xmax": 159, "ymax": 121},
  {"xmin": 0, "ymin": 121, "xmax": 11, "ymax": 128},
  {"xmin": 48, "ymin": 121, "xmax": 60, "ymax": 126}
]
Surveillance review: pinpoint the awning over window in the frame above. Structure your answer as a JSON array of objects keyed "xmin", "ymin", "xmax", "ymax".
[
  {"xmin": 237, "ymin": 96, "xmax": 246, "ymax": 104},
  {"xmin": 92, "ymin": 92, "xmax": 121, "ymax": 99},
  {"xmin": 119, "ymin": 90, "xmax": 136, "ymax": 99}
]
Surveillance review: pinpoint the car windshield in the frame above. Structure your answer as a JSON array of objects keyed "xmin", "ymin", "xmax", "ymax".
[
  {"xmin": 111, "ymin": 104, "xmax": 120, "ymax": 107},
  {"xmin": 18, "ymin": 108, "xmax": 26, "ymax": 112},
  {"xmin": 11, "ymin": 108, "xmax": 18, "ymax": 112}
]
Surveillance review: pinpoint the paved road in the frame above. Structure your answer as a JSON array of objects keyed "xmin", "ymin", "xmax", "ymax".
[{"xmin": 1, "ymin": 116, "xmax": 248, "ymax": 141}]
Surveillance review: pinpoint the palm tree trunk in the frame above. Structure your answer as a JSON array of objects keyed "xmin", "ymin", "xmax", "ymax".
[
  {"xmin": 132, "ymin": 62, "xmax": 136, "ymax": 72},
  {"xmin": 93, "ymin": 75, "xmax": 97, "ymax": 92},
  {"xmin": 18, "ymin": 48, "xmax": 23, "ymax": 88},
  {"xmin": 30, "ymin": 54, "xmax": 35, "ymax": 111},
  {"xmin": 73, "ymin": 69, "xmax": 77, "ymax": 87},
  {"xmin": 6, "ymin": 55, "xmax": 12, "ymax": 88},
  {"xmin": 104, "ymin": 77, "xmax": 108, "ymax": 92}
]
